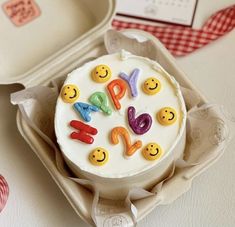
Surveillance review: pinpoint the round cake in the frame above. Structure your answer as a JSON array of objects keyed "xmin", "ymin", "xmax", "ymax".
[{"xmin": 55, "ymin": 50, "xmax": 187, "ymax": 199}]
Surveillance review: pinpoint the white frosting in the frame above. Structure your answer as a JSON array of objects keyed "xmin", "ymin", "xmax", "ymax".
[{"xmin": 55, "ymin": 51, "xmax": 186, "ymax": 179}]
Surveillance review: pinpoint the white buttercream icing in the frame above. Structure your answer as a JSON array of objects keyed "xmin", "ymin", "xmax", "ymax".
[{"xmin": 55, "ymin": 51, "xmax": 186, "ymax": 178}]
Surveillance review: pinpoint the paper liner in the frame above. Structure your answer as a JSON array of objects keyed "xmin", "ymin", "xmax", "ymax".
[
  {"xmin": 11, "ymin": 32, "xmax": 232, "ymax": 227},
  {"xmin": 11, "ymin": 79, "xmax": 231, "ymax": 227}
]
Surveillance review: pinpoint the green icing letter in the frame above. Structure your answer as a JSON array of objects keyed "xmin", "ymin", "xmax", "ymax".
[{"xmin": 89, "ymin": 92, "xmax": 112, "ymax": 115}]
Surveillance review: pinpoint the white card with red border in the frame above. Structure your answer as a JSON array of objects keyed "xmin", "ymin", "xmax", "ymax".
[{"xmin": 116, "ymin": 0, "xmax": 198, "ymax": 26}]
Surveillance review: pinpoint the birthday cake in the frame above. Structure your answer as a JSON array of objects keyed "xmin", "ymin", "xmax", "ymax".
[{"xmin": 55, "ymin": 50, "xmax": 187, "ymax": 199}]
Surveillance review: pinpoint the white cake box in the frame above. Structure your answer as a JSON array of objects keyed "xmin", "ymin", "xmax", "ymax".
[{"xmin": 0, "ymin": 0, "xmax": 228, "ymax": 226}]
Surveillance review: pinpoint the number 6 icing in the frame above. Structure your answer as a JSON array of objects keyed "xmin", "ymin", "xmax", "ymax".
[
  {"xmin": 127, "ymin": 106, "xmax": 152, "ymax": 135},
  {"xmin": 110, "ymin": 126, "xmax": 142, "ymax": 156}
]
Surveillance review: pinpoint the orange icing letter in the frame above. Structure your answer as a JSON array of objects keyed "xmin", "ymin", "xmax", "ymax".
[{"xmin": 107, "ymin": 79, "xmax": 127, "ymax": 110}]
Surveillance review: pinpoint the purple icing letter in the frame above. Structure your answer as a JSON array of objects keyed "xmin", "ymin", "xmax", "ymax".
[
  {"xmin": 127, "ymin": 106, "xmax": 152, "ymax": 135},
  {"xmin": 119, "ymin": 68, "xmax": 140, "ymax": 97}
]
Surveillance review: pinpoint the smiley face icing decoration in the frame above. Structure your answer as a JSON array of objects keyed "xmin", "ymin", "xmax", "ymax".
[
  {"xmin": 142, "ymin": 143, "xmax": 163, "ymax": 161},
  {"xmin": 55, "ymin": 50, "xmax": 187, "ymax": 199},
  {"xmin": 157, "ymin": 107, "xmax": 177, "ymax": 126},
  {"xmin": 143, "ymin": 77, "xmax": 161, "ymax": 95},
  {"xmin": 89, "ymin": 147, "xmax": 109, "ymax": 166},
  {"xmin": 60, "ymin": 84, "xmax": 79, "ymax": 103},
  {"xmin": 92, "ymin": 64, "xmax": 112, "ymax": 83}
]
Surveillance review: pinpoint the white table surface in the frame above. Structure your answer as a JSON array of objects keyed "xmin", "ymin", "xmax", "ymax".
[{"xmin": 1, "ymin": 1, "xmax": 235, "ymax": 226}]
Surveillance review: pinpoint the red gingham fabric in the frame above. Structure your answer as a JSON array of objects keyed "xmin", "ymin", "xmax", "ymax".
[
  {"xmin": 0, "ymin": 175, "xmax": 9, "ymax": 212},
  {"xmin": 113, "ymin": 4, "xmax": 235, "ymax": 56}
]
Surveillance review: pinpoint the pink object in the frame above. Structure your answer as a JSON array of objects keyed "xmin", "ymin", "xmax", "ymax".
[
  {"xmin": 0, "ymin": 175, "xmax": 9, "ymax": 212},
  {"xmin": 112, "ymin": 4, "xmax": 235, "ymax": 56},
  {"xmin": 2, "ymin": 0, "xmax": 41, "ymax": 27}
]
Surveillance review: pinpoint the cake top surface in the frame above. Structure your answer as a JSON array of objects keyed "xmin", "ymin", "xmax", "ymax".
[{"xmin": 55, "ymin": 50, "xmax": 186, "ymax": 178}]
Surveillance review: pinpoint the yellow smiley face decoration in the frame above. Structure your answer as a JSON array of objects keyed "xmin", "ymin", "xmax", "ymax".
[
  {"xmin": 142, "ymin": 143, "xmax": 163, "ymax": 161},
  {"xmin": 143, "ymin": 77, "xmax": 161, "ymax": 95},
  {"xmin": 157, "ymin": 107, "xmax": 177, "ymax": 126},
  {"xmin": 89, "ymin": 147, "xmax": 109, "ymax": 166},
  {"xmin": 61, "ymin": 84, "xmax": 79, "ymax": 103},
  {"xmin": 91, "ymin": 65, "xmax": 112, "ymax": 83}
]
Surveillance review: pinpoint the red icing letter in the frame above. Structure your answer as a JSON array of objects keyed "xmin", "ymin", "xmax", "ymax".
[
  {"xmin": 107, "ymin": 79, "xmax": 127, "ymax": 110},
  {"xmin": 70, "ymin": 120, "xmax": 98, "ymax": 144}
]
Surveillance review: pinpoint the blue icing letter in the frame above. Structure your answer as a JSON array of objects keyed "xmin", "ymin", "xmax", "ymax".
[
  {"xmin": 89, "ymin": 92, "xmax": 112, "ymax": 115},
  {"xmin": 119, "ymin": 68, "xmax": 140, "ymax": 97},
  {"xmin": 73, "ymin": 102, "xmax": 99, "ymax": 122}
]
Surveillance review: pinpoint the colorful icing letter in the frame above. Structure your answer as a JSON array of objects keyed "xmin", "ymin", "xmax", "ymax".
[
  {"xmin": 70, "ymin": 120, "xmax": 98, "ymax": 144},
  {"xmin": 143, "ymin": 77, "xmax": 161, "ymax": 95},
  {"xmin": 107, "ymin": 79, "xmax": 127, "ymax": 110},
  {"xmin": 89, "ymin": 92, "xmax": 112, "ymax": 115},
  {"xmin": 110, "ymin": 126, "xmax": 142, "ymax": 157},
  {"xmin": 142, "ymin": 143, "xmax": 163, "ymax": 161},
  {"xmin": 61, "ymin": 84, "xmax": 79, "ymax": 103},
  {"xmin": 157, "ymin": 107, "xmax": 177, "ymax": 126},
  {"xmin": 89, "ymin": 147, "xmax": 109, "ymax": 166},
  {"xmin": 73, "ymin": 102, "xmax": 99, "ymax": 122},
  {"xmin": 91, "ymin": 64, "xmax": 112, "ymax": 83},
  {"xmin": 128, "ymin": 106, "xmax": 152, "ymax": 135},
  {"xmin": 119, "ymin": 68, "xmax": 140, "ymax": 97}
]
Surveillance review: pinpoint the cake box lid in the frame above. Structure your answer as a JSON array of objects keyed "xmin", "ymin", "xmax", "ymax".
[{"xmin": 0, "ymin": 0, "xmax": 116, "ymax": 87}]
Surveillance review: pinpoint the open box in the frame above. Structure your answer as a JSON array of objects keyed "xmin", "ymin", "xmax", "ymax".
[{"xmin": 1, "ymin": 0, "xmax": 228, "ymax": 226}]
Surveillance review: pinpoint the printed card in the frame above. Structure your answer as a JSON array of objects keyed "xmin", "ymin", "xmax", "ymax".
[{"xmin": 116, "ymin": 0, "xmax": 198, "ymax": 26}]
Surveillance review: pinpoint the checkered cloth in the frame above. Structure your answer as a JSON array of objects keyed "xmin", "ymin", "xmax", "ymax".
[
  {"xmin": 0, "ymin": 175, "xmax": 9, "ymax": 212},
  {"xmin": 113, "ymin": 4, "xmax": 235, "ymax": 56}
]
